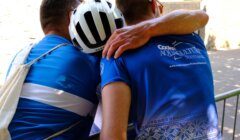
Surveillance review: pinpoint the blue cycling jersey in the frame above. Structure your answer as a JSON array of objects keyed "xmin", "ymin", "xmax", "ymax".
[
  {"xmin": 101, "ymin": 33, "xmax": 221, "ymax": 139},
  {"xmin": 8, "ymin": 34, "xmax": 100, "ymax": 140}
]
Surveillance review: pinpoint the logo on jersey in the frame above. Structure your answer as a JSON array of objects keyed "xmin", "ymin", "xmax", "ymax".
[
  {"xmin": 157, "ymin": 41, "xmax": 207, "ymax": 68},
  {"xmin": 157, "ymin": 41, "xmax": 204, "ymax": 61}
]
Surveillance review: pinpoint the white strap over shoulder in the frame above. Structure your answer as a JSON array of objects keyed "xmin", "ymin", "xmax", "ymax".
[
  {"xmin": 0, "ymin": 43, "xmax": 68, "ymax": 140},
  {"xmin": 6, "ymin": 43, "xmax": 34, "ymax": 80},
  {"xmin": 26, "ymin": 43, "xmax": 68, "ymax": 67}
]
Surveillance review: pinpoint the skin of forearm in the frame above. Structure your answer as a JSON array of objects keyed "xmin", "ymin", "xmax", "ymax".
[
  {"xmin": 100, "ymin": 82, "xmax": 131, "ymax": 140},
  {"xmin": 147, "ymin": 9, "xmax": 209, "ymax": 37},
  {"xmin": 101, "ymin": 130, "xmax": 127, "ymax": 140}
]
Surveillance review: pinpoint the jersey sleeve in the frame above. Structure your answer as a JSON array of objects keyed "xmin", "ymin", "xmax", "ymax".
[{"xmin": 100, "ymin": 57, "xmax": 131, "ymax": 89}]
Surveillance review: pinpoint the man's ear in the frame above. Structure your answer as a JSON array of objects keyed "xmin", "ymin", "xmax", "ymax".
[
  {"xmin": 150, "ymin": 0, "xmax": 161, "ymax": 17},
  {"xmin": 153, "ymin": 0, "xmax": 162, "ymax": 17},
  {"xmin": 150, "ymin": 0, "xmax": 157, "ymax": 14},
  {"xmin": 158, "ymin": 2, "xmax": 164, "ymax": 14},
  {"xmin": 155, "ymin": 5, "xmax": 161, "ymax": 17}
]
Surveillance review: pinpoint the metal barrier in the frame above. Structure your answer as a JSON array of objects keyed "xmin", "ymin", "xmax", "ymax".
[{"xmin": 215, "ymin": 88, "xmax": 240, "ymax": 140}]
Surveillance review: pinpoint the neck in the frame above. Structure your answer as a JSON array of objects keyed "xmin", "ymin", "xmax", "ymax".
[{"xmin": 44, "ymin": 28, "xmax": 71, "ymax": 41}]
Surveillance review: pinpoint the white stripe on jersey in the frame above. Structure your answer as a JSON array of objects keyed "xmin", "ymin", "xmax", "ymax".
[{"xmin": 20, "ymin": 83, "xmax": 96, "ymax": 117}]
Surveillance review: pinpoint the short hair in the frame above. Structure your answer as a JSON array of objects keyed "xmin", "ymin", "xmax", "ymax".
[
  {"xmin": 116, "ymin": 0, "xmax": 151, "ymax": 23},
  {"xmin": 40, "ymin": 0, "xmax": 80, "ymax": 30}
]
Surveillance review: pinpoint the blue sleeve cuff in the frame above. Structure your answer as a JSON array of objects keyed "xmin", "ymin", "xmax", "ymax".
[{"xmin": 101, "ymin": 76, "xmax": 131, "ymax": 90}]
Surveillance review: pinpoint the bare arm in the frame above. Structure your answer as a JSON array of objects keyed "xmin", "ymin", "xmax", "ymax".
[
  {"xmin": 149, "ymin": 9, "xmax": 209, "ymax": 36},
  {"xmin": 100, "ymin": 82, "xmax": 131, "ymax": 140},
  {"xmin": 102, "ymin": 10, "xmax": 209, "ymax": 59}
]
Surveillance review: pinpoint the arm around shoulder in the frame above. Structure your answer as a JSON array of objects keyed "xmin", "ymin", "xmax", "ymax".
[
  {"xmin": 192, "ymin": 10, "xmax": 209, "ymax": 28},
  {"xmin": 148, "ymin": 9, "xmax": 209, "ymax": 36},
  {"xmin": 102, "ymin": 9, "xmax": 209, "ymax": 59}
]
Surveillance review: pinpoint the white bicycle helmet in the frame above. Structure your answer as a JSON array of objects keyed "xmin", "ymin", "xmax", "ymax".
[{"xmin": 69, "ymin": 0, "xmax": 125, "ymax": 53}]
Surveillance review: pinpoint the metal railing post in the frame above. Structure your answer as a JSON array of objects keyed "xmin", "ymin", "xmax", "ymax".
[{"xmin": 215, "ymin": 88, "xmax": 240, "ymax": 140}]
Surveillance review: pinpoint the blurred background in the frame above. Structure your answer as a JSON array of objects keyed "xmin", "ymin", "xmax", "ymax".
[{"xmin": 0, "ymin": 0, "xmax": 239, "ymax": 139}]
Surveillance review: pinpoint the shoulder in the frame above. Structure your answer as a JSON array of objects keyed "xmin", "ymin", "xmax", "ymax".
[
  {"xmin": 58, "ymin": 46, "xmax": 100, "ymax": 81},
  {"xmin": 30, "ymin": 43, "xmax": 100, "ymax": 79},
  {"xmin": 101, "ymin": 57, "xmax": 125, "ymax": 68},
  {"xmin": 55, "ymin": 45, "xmax": 99, "ymax": 66},
  {"xmin": 100, "ymin": 57, "xmax": 129, "ymax": 78},
  {"xmin": 100, "ymin": 57, "xmax": 131, "ymax": 89},
  {"xmin": 54, "ymin": 44, "xmax": 82, "ymax": 56}
]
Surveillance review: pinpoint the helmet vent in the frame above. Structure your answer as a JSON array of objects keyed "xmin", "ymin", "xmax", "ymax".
[
  {"xmin": 73, "ymin": 38, "xmax": 80, "ymax": 47},
  {"xmin": 99, "ymin": 12, "xmax": 111, "ymax": 41},
  {"xmin": 107, "ymin": 2, "xmax": 112, "ymax": 8},
  {"xmin": 75, "ymin": 22, "xmax": 92, "ymax": 47},
  {"xmin": 84, "ymin": 12, "xmax": 102, "ymax": 44},
  {"xmin": 75, "ymin": 12, "xmax": 111, "ymax": 49},
  {"xmin": 115, "ymin": 18, "xmax": 124, "ymax": 29},
  {"xmin": 73, "ymin": 9, "xmax": 77, "ymax": 14},
  {"xmin": 69, "ymin": 0, "xmax": 125, "ymax": 53}
]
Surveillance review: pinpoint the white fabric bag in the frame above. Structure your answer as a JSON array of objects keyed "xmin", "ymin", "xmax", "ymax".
[
  {"xmin": 5, "ymin": 43, "xmax": 35, "ymax": 81},
  {"xmin": 0, "ymin": 43, "xmax": 67, "ymax": 140}
]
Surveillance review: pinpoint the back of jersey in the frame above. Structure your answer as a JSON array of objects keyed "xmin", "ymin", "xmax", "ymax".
[
  {"xmin": 9, "ymin": 35, "xmax": 100, "ymax": 140},
  {"xmin": 101, "ymin": 33, "xmax": 220, "ymax": 139}
]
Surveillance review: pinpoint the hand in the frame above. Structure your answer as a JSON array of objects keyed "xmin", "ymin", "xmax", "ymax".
[{"xmin": 102, "ymin": 21, "xmax": 152, "ymax": 59}]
